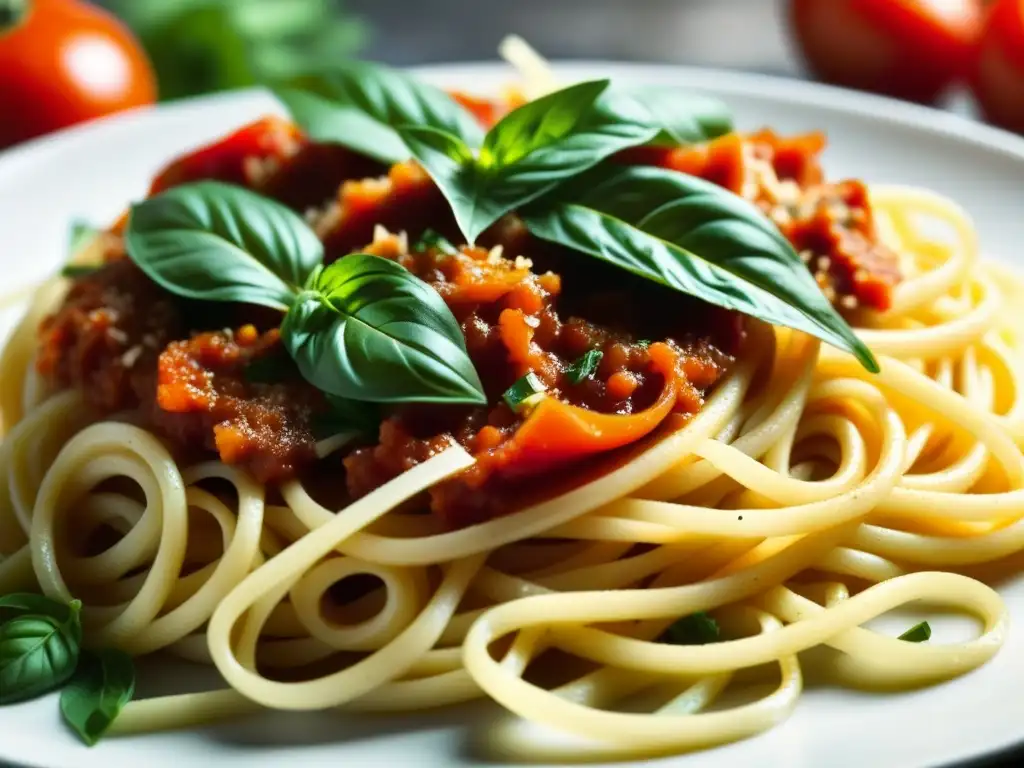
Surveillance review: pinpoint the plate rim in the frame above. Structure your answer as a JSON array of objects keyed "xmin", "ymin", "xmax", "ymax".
[{"xmin": 1, "ymin": 59, "xmax": 1023, "ymax": 768}]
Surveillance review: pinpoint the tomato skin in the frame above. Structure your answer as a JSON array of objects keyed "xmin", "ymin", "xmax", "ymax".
[
  {"xmin": 789, "ymin": 0, "xmax": 982, "ymax": 104},
  {"xmin": 972, "ymin": 0, "xmax": 1024, "ymax": 134},
  {"xmin": 0, "ymin": 0, "xmax": 157, "ymax": 149}
]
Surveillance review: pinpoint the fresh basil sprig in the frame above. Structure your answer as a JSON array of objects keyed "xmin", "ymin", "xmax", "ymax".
[
  {"xmin": 125, "ymin": 182, "xmax": 486, "ymax": 406},
  {"xmin": 522, "ymin": 166, "xmax": 879, "ymax": 373},
  {"xmin": 272, "ymin": 60, "xmax": 484, "ymax": 165},
  {"xmin": 60, "ymin": 649, "xmax": 136, "ymax": 746},
  {"xmin": 0, "ymin": 593, "xmax": 137, "ymax": 746},
  {"xmin": 399, "ymin": 79, "xmax": 667, "ymax": 243},
  {"xmin": 126, "ymin": 181, "xmax": 324, "ymax": 311},
  {"xmin": 282, "ymin": 255, "xmax": 485, "ymax": 404},
  {"xmin": 0, "ymin": 595, "xmax": 82, "ymax": 705}
]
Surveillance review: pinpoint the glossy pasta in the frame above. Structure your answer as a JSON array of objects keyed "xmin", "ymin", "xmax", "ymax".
[{"xmin": 0, "ymin": 179, "xmax": 1019, "ymax": 759}]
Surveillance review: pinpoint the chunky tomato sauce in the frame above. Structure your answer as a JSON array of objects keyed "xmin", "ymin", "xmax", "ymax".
[{"xmin": 38, "ymin": 99, "xmax": 901, "ymax": 527}]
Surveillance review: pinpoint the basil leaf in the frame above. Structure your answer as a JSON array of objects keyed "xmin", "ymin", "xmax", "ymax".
[
  {"xmin": 401, "ymin": 80, "xmax": 662, "ymax": 244},
  {"xmin": 60, "ymin": 649, "xmax": 135, "ymax": 746},
  {"xmin": 600, "ymin": 86, "xmax": 733, "ymax": 146},
  {"xmin": 281, "ymin": 253, "xmax": 486, "ymax": 405},
  {"xmin": 275, "ymin": 61, "xmax": 483, "ymax": 164},
  {"xmin": 522, "ymin": 166, "xmax": 878, "ymax": 373},
  {"xmin": 125, "ymin": 181, "xmax": 322, "ymax": 311},
  {"xmin": 0, "ymin": 604, "xmax": 82, "ymax": 704}
]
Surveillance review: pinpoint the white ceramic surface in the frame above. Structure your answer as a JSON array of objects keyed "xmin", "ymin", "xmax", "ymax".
[{"xmin": 2, "ymin": 62, "xmax": 1024, "ymax": 768}]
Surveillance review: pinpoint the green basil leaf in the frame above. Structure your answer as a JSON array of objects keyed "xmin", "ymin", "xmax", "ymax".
[
  {"xmin": 125, "ymin": 181, "xmax": 322, "ymax": 311},
  {"xmin": 522, "ymin": 166, "xmax": 878, "ymax": 373},
  {"xmin": 281, "ymin": 253, "xmax": 486, "ymax": 405},
  {"xmin": 275, "ymin": 61, "xmax": 483, "ymax": 165},
  {"xmin": 0, "ymin": 607, "xmax": 81, "ymax": 704},
  {"xmin": 60, "ymin": 649, "xmax": 135, "ymax": 746},
  {"xmin": 600, "ymin": 86, "xmax": 733, "ymax": 146},
  {"xmin": 401, "ymin": 80, "xmax": 662, "ymax": 244}
]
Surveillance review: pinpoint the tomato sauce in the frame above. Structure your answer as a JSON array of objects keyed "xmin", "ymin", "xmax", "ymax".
[{"xmin": 37, "ymin": 106, "xmax": 901, "ymax": 527}]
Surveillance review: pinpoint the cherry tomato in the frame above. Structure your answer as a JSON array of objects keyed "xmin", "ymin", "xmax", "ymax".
[
  {"xmin": 0, "ymin": 0, "xmax": 157, "ymax": 150},
  {"xmin": 789, "ymin": 0, "xmax": 983, "ymax": 104},
  {"xmin": 972, "ymin": 0, "xmax": 1024, "ymax": 134}
]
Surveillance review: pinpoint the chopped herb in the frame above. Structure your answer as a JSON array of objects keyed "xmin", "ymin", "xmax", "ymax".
[
  {"xmin": 413, "ymin": 228, "xmax": 458, "ymax": 255},
  {"xmin": 635, "ymin": 339, "xmax": 652, "ymax": 349},
  {"xmin": 60, "ymin": 264, "xmax": 101, "ymax": 279},
  {"xmin": 664, "ymin": 612, "xmax": 720, "ymax": 645},
  {"xmin": 503, "ymin": 372, "xmax": 546, "ymax": 412},
  {"xmin": 898, "ymin": 621, "xmax": 931, "ymax": 643},
  {"xmin": 566, "ymin": 349, "xmax": 603, "ymax": 385}
]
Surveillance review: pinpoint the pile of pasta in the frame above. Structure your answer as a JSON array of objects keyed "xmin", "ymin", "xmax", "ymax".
[{"xmin": 0, "ymin": 184, "xmax": 1019, "ymax": 759}]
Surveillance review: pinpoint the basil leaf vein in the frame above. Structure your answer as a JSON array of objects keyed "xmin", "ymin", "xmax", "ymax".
[
  {"xmin": 125, "ymin": 181, "xmax": 323, "ymax": 311},
  {"xmin": 273, "ymin": 61, "xmax": 483, "ymax": 165},
  {"xmin": 281, "ymin": 253, "xmax": 486, "ymax": 405},
  {"xmin": 60, "ymin": 649, "xmax": 135, "ymax": 746},
  {"xmin": 522, "ymin": 166, "xmax": 878, "ymax": 372}
]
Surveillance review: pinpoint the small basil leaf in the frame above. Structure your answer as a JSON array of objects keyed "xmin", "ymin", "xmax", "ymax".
[
  {"xmin": 0, "ymin": 610, "xmax": 81, "ymax": 704},
  {"xmin": 276, "ymin": 61, "xmax": 483, "ymax": 164},
  {"xmin": 600, "ymin": 86, "xmax": 733, "ymax": 146},
  {"xmin": 522, "ymin": 166, "xmax": 878, "ymax": 373},
  {"xmin": 566, "ymin": 349, "xmax": 603, "ymax": 384},
  {"xmin": 402, "ymin": 81, "xmax": 662, "ymax": 244},
  {"xmin": 280, "ymin": 253, "xmax": 486, "ymax": 405},
  {"xmin": 125, "ymin": 181, "xmax": 322, "ymax": 311},
  {"xmin": 60, "ymin": 649, "xmax": 135, "ymax": 746},
  {"xmin": 312, "ymin": 394, "xmax": 381, "ymax": 439}
]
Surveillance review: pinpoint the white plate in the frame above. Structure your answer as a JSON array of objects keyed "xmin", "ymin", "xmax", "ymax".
[{"xmin": 3, "ymin": 62, "xmax": 1024, "ymax": 768}]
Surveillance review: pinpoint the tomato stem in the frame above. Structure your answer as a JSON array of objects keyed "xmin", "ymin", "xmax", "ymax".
[{"xmin": 0, "ymin": 0, "xmax": 28, "ymax": 33}]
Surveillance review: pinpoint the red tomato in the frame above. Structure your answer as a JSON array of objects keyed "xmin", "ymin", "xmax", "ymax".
[
  {"xmin": 0, "ymin": 0, "xmax": 157, "ymax": 150},
  {"xmin": 972, "ymin": 0, "xmax": 1024, "ymax": 133},
  {"xmin": 789, "ymin": 0, "xmax": 983, "ymax": 103}
]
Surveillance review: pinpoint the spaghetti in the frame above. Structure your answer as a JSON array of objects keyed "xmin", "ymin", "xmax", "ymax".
[{"xmin": 0, "ymin": 47, "xmax": 1020, "ymax": 761}]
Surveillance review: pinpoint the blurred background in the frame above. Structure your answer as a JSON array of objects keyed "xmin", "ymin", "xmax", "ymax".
[{"xmin": 1, "ymin": 0, "xmax": 1018, "ymax": 151}]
